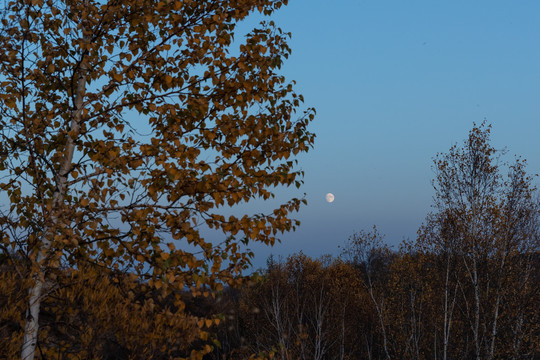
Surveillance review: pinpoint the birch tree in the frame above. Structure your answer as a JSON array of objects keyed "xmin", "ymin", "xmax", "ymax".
[
  {"xmin": 341, "ymin": 226, "xmax": 393, "ymax": 360},
  {"xmin": 0, "ymin": 0, "xmax": 314, "ymax": 358},
  {"xmin": 426, "ymin": 122, "xmax": 539, "ymax": 360}
]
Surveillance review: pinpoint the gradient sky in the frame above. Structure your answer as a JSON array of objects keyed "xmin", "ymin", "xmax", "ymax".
[{"xmin": 241, "ymin": 0, "xmax": 540, "ymax": 269}]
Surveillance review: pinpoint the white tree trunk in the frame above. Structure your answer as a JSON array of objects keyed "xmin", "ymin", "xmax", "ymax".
[
  {"xmin": 442, "ymin": 256, "xmax": 458, "ymax": 360},
  {"xmin": 367, "ymin": 275, "xmax": 390, "ymax": 360},
  {"xmin": 21, "ymin": 51, "xmax": 87, "ymax": 360}
]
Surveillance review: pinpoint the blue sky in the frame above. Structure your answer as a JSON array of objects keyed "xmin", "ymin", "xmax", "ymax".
[{"xmin": 243, "ymin": 1, "xmax": 540, "ymax": 269}]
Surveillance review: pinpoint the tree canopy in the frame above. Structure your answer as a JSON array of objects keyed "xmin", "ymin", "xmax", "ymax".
[
  {"xmin": 219, "ymin": 124, "xmax": 538, "ymax": 360},
  {"xmin": 0, "ymin": 0, "xmax": 314, "ymax": 358}
]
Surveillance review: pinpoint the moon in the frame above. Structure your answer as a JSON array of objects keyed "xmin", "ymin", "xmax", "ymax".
[{"xmin": 325, "ymin": 193, "xmax": 335, "ymax": 203}]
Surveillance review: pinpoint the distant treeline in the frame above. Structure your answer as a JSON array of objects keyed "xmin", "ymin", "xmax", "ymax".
[
  {"xmin": 209, "ymin": 248, "xmax": 540, "ymax": 360},
  {"xmin": 1, "ymin": 124, "xmax": 538, "ymax": 359},
  {"xmin": 2, "ymin": 246, "xmax": 538, "ymax": 359}
]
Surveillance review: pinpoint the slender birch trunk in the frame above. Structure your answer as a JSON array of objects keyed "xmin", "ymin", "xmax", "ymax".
[
  {"xmin": 268, "ymin": 283, "xmax": 289, "ymax": 360},
  {"xmin": 313, "ymin": 285, "xmax": 328, "ymax": 360},
  {"xmin": 21, "ymin": 50, "xmax": 87, "ymax": 360},
  {"xmin": 511, "ymin": 254, "xmax": 533, "ymax": 360},
  {"xmin": 442, "ymin": 255, "xmax": 458, "ymax": 360},
  {"xmin": 339, "ymin": 307, "xmax": 346, "ymax": 360},
  {"xmin": 367, "ymin": 275, "xmax": 390, "ymax": 360},
  {"xmin": 472, "ymin": 259, "xmax": 481, "ymax": 360},
  {"xmin": 365, "ymin": 333, "xmax": 373, "ymax": 360},
  {"xmin": 487, "ymin": 253, "xmax": 506, "ymax": 360}
]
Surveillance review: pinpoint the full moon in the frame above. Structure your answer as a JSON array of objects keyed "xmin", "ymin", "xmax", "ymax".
[{"xmin": 325, "ymin": 193, "xmax": 335, "ymax": 203}]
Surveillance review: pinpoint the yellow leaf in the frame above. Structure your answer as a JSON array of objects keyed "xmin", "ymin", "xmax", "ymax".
[
  {"xmin": 113, "ymin": 73, "xmax": 123, "ymax": 82},
  {"xmin": 164, "ymin": 74, "xmax": 173, "ymax": 86}
]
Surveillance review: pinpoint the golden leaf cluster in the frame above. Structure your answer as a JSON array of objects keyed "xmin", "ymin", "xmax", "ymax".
[{"xmin": 0, "ymin": 0, "xmax": 314, "ymax": 358}]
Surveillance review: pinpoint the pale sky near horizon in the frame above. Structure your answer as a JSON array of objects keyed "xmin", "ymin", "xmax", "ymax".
[{"xmin": 241, "ymin": 0, "xmax": 540, "ymax": 270}]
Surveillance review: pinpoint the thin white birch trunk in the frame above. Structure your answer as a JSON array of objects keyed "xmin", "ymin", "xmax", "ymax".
[
  {"xmin": 313, "ymin": 285, "xmax": 328, "ymax": 360},
  {"xmin": 339, "ymin": 307, "xmax": 346, "ymax": 360},
  {"xmin": 487, "ymin": 252, "xmax": 506, "ymax": 360},
  {"xmin": 472, "ymin": 259, "xmax": 481, "ymax": 360},
  {"xmin": 268, "ymin": 283, "xmax": 289, "ymax": 360},
  {"xmin": 442, "ymin": 256, "xmax": 458, "ymax": 360},
  {"xmin": 21, "ymin": 49, "xmax": 87, "ymax": 360},
  {"xmin": 367, "ymin": 275, "xmax": 390, "ymax": 360}
]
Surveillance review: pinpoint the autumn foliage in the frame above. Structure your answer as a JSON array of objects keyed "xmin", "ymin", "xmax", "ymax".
[
  {"xmin": 0, "ymin": 0, "xmax": 538, "ymax": 358},
  {"xmin": 0, "ymin": 0, "xmax": 314, "ymax": 358},
  {"xmin": 208, "ymin": 124, "xmax": 539, "ymax": 360}
]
